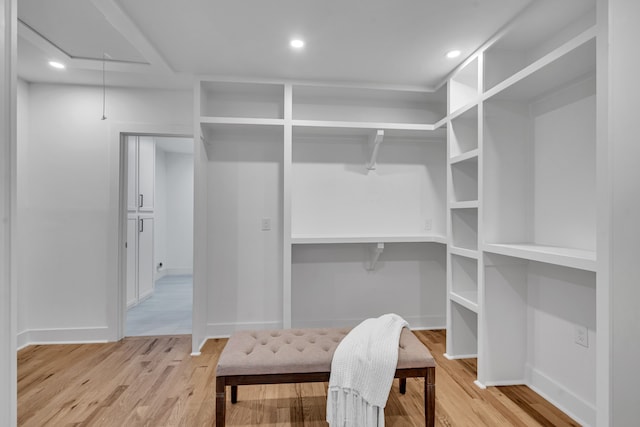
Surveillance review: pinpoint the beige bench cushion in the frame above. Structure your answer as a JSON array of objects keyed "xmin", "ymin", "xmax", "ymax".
[{"xmin": 216, "ymin": 327, "xmax": 435, "ymax": 377}]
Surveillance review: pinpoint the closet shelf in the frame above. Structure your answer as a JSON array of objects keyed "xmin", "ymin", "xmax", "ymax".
[
  {"xmin": 450, "ymin": 149, "xmax": 479, "ymax": 165},
  {"xmin": 447, "ymin": 100, "xmax": 481, "ymax": 122},
  {"xmin": 482, "ymin": 29, "xmax": 596, "ymax": 103},
  {"xmin": 200, "ymin": 116, "xmax": 285, "ymax": 126},
  {"xmin": 291, "ymin": 234, "xmax": 447, "ymax": 245},
  {"xmin": 483, "ymin": 243, "xmax": 596, "ymax": 272},
  {"xmin": 449, "ymin": 247, "xmax": 479, "ymax": 260},
  {"xmin": 450, "ymin": 201, "xmax": 478, "ymax": 209},
  {"xmin": 450, "ymin": 291, "xmax": 479, "ymax": 313},
  {"xmin": 292, "ymin": 119, "xmax": 437, "ymax": 132}
]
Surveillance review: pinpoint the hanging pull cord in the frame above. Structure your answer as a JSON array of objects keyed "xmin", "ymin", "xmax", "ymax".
[{"xmin": 101, "ymin": 52, "xmax": 108, "ymax": 120}]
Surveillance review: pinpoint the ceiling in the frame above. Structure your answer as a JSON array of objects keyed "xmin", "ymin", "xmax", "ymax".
[{"xmin": 16, "ymin": 0, "xmax": 590, "ymax": 91}]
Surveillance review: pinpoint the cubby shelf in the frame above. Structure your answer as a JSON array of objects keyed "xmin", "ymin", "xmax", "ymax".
[
  {"xmin": 450, "ymin": 149, "xmax": 479, "ymax": 165},
  {"xmin": 291, "ymin": 234, "xmax": 447, "ymax": 245},
  {"xmin": 483, "ymin": 243, "xmax": 596, "ymax": 272},
  {"xmin": 292, "ymin": 119, "xmax": 439, "ymax": 132},
  {"xmin": 483, "ymin": 29, "xmax": 596, "ymax": 103},
  {"xmin": 450, "ymin": 291, "xmax": 478, "ymax": 313},
  {"xmin": 450, "ymin": 201, "xmax": 478, "ymax": 209},
  {"xmin": 449, "ymin": 247, "xmax": 478, "ymax": 259}
]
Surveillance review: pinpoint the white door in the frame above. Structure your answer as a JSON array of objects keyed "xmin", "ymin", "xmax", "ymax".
[
  {"xmin": 126, "ymin": 217, "xmax": 138, "ymax": 306},
  {"xmin": 138, "ymin": 216, "xmax": 154, "ymax": 300},
  {"xmin": 138, "ymin": 137, "xmax": 155, "ymax": 212}
]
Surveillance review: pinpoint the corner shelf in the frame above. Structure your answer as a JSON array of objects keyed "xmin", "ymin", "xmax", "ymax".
[
  {"xmin": 450, "ymin": 149, "xmax": 479, "ymax": 165},
  {"xmin": 483, "ymin": 30, "xmax": 596, "ymax": 103},
  {"xmin": 449, "ymin": 56, "xmax": 480, "ymax": 114},
  {"xmin": 449, "ymin": 246, "xmax": 478, "ymax": 260},
  {"xmin": 483, "ymin": 243, "xmax": 596, "ymax": 272},
  {"xmin": 451, "ymin": 201, "xmax": 478, "ymax": 209},
  {"xmin": 450, "ymin": 291, "xmax": 479, "ymax": 313}
]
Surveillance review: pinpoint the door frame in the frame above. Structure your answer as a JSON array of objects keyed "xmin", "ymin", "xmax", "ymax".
[{"xmin": 107, "ymin": 122, "xmax": 192, "ymax": 342}]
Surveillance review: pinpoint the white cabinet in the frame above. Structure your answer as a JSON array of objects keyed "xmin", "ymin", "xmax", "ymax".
[
  {"xmin": 126, "ymin": 136, "xmax": 156, "ymax": 307},
  {"xmin": 138, "ymin": 137, "xmax": 155, "ymax": 212},
  {"xmin": 137, "ymin": 216, "xmax": 154, "ymax": 300},
  {"xmin": 127, "ymin": 136, "xmax": 155, "ymax": 212},
  {"xmin": 126, "ymin": 216, "xmax": 155, "ymax": 307},
  {"xmin": 126, "ymin": 217, "xmax": 138, "ymax": 306}
]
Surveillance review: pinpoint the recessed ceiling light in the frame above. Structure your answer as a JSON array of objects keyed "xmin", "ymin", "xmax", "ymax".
[
  {"xmin": 446, "ymin": 50, "xmax": 461, "ymax": 59},
  {"xmin": 48, "ymin": 61, "xmax": 65, "ymax": 69},
  {"xmin": 290, "ymin": 39, "xmax": 305, "ymax": 49}
]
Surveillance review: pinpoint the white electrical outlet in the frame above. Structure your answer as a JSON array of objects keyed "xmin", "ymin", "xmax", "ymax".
[
  {"xmin": 261, "ymin": 218, "xmax": 271, "ymax": 231},
  {"xmin": 425, "ymin": 219, "xmax": 432, "ymax": 231},
  {"xmin": 574, "ymin": 325, "xmax": 588, "ymax": 348}
]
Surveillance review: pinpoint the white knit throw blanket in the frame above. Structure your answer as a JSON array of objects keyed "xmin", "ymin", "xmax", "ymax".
[{"xmin": 326, "ymin": 313, "xmax": 409, "ymax": 427}]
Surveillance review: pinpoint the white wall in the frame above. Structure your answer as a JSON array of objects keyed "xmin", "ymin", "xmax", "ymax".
[
  {"xmin": 1, "ymin": 0, "xmax": 17, "ymax": 424},
  {"xmin": 16, "ymin": 79, "xmax": 28, "ymax": 344},
  {"xmin": 526, "ymin": 262, "xmax": 596, "ymax": 425},
  {"xmin": 206, "ymin": 134, "xmax": 283, "ymax": 336},
  {"xmin": 165, "ymin": 152, "xmax": 193, "ymax": 273},
  {"xmin": 18, "ymin": 83, "xmax": 191, "ymax": 343},
  {"xmin": 154, "ymin": 147, "xmax": 167, "ymax": 279},
  {"xmin": 608, "ymin": 0, "xmax": 640, "ymax": 424},
  {"xmin": 292, "ymin": 137, "xmax": 446, "ymax": 238},
  {"xmin": 292, "ymin": 243, "xmax": 446, "ymax": 329}
]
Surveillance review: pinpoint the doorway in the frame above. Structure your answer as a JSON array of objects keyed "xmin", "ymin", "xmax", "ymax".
[{"xmin": 123, "ymin": 134, "xmax": 194, "ymax": 336}]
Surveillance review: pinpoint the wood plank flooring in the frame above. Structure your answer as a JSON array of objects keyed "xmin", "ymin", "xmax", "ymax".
[{"xmin": 18, "ymin": 330, "xmax": 580, "ymax": 426}]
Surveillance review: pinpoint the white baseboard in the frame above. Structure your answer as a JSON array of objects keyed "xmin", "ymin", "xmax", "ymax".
[
  {"xmin": 473, "ymin": 380, "xmax": 487, "ymax": 390},
  {"xmin": 443, "ymin": 352, "xmax": 477, "ymax": 360},
  {"xmin": 138, "ymin": 289, "xmax": 153, "ymax": 302},
  {"xmin": 482, "ymin": 379, "xmax": 526, "ymax": 387},
  {"xmin": 154, "ymin": 268, "xmax": 192, "ymax": 282},
  {"xmin": 17, "ymin": 330, "xmax": 30, "ymax": 350},
  {"xmin": 292, "ymin": 315, "xmax": 445, "ymax": 330},
  {"xmin": 154, "ymin": 269, "xmax": 169, "ymax": 281},
  {"xmin": 198, "ymin": 315, "xmax": 445, "ymax": 352},
  {"xmin": 165, "ymin": 268, "xmax": 193, "ymax": 276},
  {"xmin": 205, "ymin": 320, "xmax": 283, "ymax": 339},
  {"xmin": 525, "ymin": 364, "xmax": 595, "ymax": 427},
  {"xmin": 16, "ymin": 326, "xmax": 110, "ymax": 347}
]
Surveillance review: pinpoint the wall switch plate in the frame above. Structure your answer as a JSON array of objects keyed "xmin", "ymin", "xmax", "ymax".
[
  {"xmin": 261, "ymin": 218, "xmax": 271, "ymax": 231},
  {"xmin": 574, "ymin": 324, "xmax": 588, "ymax": 348}
]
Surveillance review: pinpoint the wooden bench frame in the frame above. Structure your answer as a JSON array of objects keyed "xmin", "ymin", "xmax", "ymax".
[{"xmin": 215, "ymin": 366, "xmax": 435, "ymax": 426}]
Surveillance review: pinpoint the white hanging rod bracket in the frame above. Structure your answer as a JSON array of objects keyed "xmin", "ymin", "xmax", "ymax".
[
  {"xmin": 367, "ymin": 242, "xmax": 385, "ymax": 271},
  {"xmin": 366, "ymin": 130, "xmax": 385, "ymax": 170}
]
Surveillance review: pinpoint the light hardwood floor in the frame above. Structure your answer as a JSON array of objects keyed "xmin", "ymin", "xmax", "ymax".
[{"xmin": 18, "ymin": 330, "xmax": 580, "ymax": 426}]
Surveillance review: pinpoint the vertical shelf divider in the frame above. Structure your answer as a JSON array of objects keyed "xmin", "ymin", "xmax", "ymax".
[{"xmin": 283, "ymin": 83, "xmax": 293, "ymax": 328}]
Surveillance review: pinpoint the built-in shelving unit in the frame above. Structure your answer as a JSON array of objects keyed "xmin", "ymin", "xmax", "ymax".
[
  {"xmin": 446, "ymin": 55, "xmax": 481, "ymax": 361},
  {"xmin": 194, "ymin": 78, "xmax": 449, "ymax": 343},
  {"xmin": 192, "ymin": 2, "xmax": 603, "ymax": 423},
  {"xmin": 289, "ymin": 85, "xmax": 448, "ymax": 329},
  {"xmin": 443, "ymin": 2, "xmax": 598, "ymax": 425}
]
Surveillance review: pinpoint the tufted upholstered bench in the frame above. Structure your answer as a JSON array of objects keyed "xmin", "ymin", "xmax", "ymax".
[{"xmin": 215, "ymin": 327, "xmax": 435, "ymax": 426}]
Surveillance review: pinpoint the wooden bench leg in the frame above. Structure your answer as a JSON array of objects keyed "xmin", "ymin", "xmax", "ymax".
[
  {"xmin": 231, "ymin": 385, "xmax": 238, "ymax": 404},
  {"xmin": 216, "ymin": 377, "xmax": 226, "ymax": 427},
  {"xmin": 399, "ymin": 378, "xmax": 407, "ymax": 394},
  {"xmin": 425, "ymin": 367, "xmax": 435, "ymax": 427}
]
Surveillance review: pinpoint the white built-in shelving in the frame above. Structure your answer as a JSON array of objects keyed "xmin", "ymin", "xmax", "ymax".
[
  {"xmin": 443, "ymin": 1, "xmax": 599, "ymax": 425},
  {"xmin": 194, "ymin": 78, "xmax": 449, "ymax": 339},
  {"xmin": 446, "ymin": 54, "xmax": 481, "ymax": 361}
]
